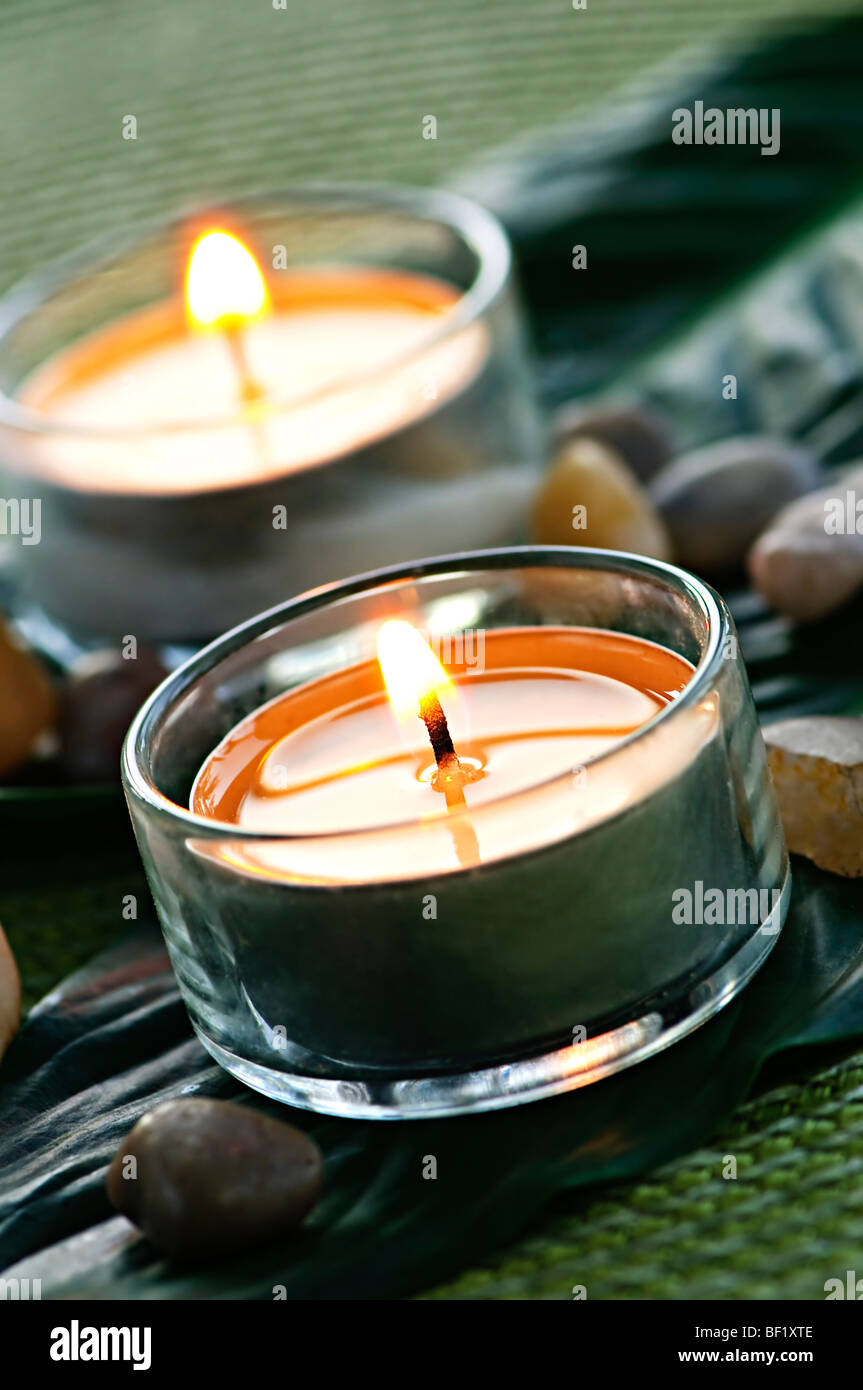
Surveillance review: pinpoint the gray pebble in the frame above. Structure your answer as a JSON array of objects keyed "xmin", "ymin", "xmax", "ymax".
[
  {"xmin": 59, "ymin": 647, "xmax": 168, "ymax": 783},
  {"xmin": 551, "ymin": 400, "xmax": 673, "ymax": 482},
  {"xmin": 650, "ymin": 435, "xmax": 819, "ymax": 575}
]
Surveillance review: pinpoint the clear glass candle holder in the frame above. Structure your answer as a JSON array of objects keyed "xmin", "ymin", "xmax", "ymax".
[
  {"xmin": 0, "ymin": 187, "xmax": 540, "ymax": 647},
  {"xmin": 122, "ymin": 547, "xmax": 789, "ymax": 1120}
]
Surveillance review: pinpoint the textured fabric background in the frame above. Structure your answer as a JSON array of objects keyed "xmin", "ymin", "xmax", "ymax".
[
  {"xmin": 428, "ymin": 1050, "xmax": 863, "ymax": 1300},
  {"xmin": 1, "ymin": 0, "xmax": 862, "ymax": 1301},
  {"xmin": 0, "ymin": 0, "xmax": 858, "ymax": 289}
]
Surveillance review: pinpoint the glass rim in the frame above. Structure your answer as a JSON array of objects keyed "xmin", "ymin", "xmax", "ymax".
[
  {"xmin": 121, "ymin": 545, "xmax": 728, "ymax": 842},
  {"xmin": 0, "ymin": 182, "xmax": 512, "ymax": 443}
]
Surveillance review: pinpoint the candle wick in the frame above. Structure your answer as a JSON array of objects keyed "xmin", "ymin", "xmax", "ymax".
[
  {"xmin": 223, "ymin": 324, "xmax": 266, "ymax": 405},
  {"xmin": 419, "ymin": 690, "xmax": 458, "ymax": 765},
  {"xmin": 419, "ymin": 691, "xmax": 466, "ymax": 808}
]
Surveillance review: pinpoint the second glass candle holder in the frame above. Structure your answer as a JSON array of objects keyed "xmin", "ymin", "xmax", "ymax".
[{"xmin": 0, "ymin": 186, "xmax": 540, "ymax": 645}]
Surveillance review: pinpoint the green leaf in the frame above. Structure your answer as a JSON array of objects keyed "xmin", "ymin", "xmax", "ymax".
[
  {"xmin": 627, "ymin": 194, "xmax": 863, "ymax": 459},
  {"xmin": 462, "ymin": 13, "xmax": 863, "ymax": 405}
]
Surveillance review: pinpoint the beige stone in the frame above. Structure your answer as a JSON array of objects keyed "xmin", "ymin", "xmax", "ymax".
[
  {"xmin": 748, "ymin": 463, "xmax": 863, "ymax": 622},
  {"xmin": 764, "ymin": 716, "xmax": 863, "ymax": 876},
  {"xmin": 531, "ymin": 436, "xmax": 671, "ymax": 560},
  {"xmin": 0, "ymin": 924, "xmax": 21, "ymax": 1065},
  {"xmin": 0, "ymin": 615, "xmax": 56, "ymax": 778}
]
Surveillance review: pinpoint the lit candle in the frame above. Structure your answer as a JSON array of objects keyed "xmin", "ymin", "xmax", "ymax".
[
  {"xmin": 190, "ymin": 621, "xmax": 701, "ymax": 881},
  {"xmin": 123, "ymin": 548, "xmax": 791, "ymax": 1118},
  {"xmin": 2, "ymin": 192, "xmax": 540, "ymax": 643},
  {"xmin": 21, "ymin": 231, "xmax": 488, "ymax": 494}
]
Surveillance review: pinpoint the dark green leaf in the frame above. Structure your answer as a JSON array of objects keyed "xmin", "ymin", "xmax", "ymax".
[{"xmin": 462, "ymin": 13, "xmax": 863, "ymax": 405}]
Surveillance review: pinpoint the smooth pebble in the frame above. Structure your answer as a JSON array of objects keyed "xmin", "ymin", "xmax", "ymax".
[
  {"xmin": 532, "ymin": 436, "xmax": 671, "ymax": 560},
  {"xmin": 106, "ymin": 1098, "xmax": 324, "ymax": 1259},
  {"xmin": 0, "ymin": 925, "xmax": 20, "ymax": 1066},
  {"xmin": 0, "ymin": 615, "xmax": 56, "ymax": 778},
  {"xmin": 59, "ymin": 647, "xmax": 168, "ymax": 783},
  {"xmin": 748, "ymin": 464, "xmax": 863, "ymax": 621},
  {"xmin": 650, "ymin": 435, "xmax": 818, "ymax": 575},
  {"xmin": 551, "ymin": 401, "xmax": 673, "ymax": 482}
]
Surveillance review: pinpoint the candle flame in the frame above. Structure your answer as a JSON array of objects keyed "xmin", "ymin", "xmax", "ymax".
[
  {"xmin": 377, "ymin": 620, "xmax": 452, "ymax": 720},
  {"xmin": 185, "ymin": 230, "xmax": 269, "ymax": 329}
]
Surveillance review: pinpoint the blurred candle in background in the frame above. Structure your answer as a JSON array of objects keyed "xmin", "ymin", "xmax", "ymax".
[{"xmin": 0, "ymin": 188, "xmax": 541, "ymax": 645}]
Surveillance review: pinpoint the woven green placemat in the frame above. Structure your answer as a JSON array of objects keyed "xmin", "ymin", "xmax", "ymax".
[
  {"xmin": 426, "ymin": 1048, "xmax": 863, "ymax": 1299},
  {"xmin": 3, "ymin": 0, "xmax": 863, "ymax": 1300}
]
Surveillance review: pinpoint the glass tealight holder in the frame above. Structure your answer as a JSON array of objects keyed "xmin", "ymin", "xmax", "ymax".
[
  {"xmin": 122, "ymin": 548, "xmax": 789, "ymax": 1120},
  {"xmin": 0, "ymin": 186, "xmax": 540, "ymax": 648}
]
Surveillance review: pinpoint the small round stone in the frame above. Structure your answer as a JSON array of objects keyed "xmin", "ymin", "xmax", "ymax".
[
  {"xmin": 649, "ymin": 435, "xmax": 818, "ymax": 576},
  {"xmin": 748, "ymin": 466, "xmax": 863, "ymax": 622},
  {"xmin": 59, "ymin": 647, "xmax": 168, "ymax": 783},
  {"xmin": 0, "ymin": 614, "xmax": 56, "ymax": 778},
  {"xmin": 532, "ymin": 436, "xmax": 671, "ymax": 560},
  {"xmin": 106, "ymin": 1098, "xmax": 323, "ymax": 1259},
  {"xmin": 0, "ymin": 924, "xmax": 20, "ymax": 1067},
  {"xmin": 551, "ymin": 401, "xmax": 674, "ymax": 482}
]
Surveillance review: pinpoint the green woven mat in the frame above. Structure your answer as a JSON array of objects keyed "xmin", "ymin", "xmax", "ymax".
[
  {"xmin": 3, "ymin": 0, "xmax": 863, "ymax": 1300},
  {"xmin": 428, "ymin": 1049, "xmax": 863, "ymax": 1299}
]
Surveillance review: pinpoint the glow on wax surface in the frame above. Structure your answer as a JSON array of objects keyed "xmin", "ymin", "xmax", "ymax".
[
  {"xmin": 189, "ymin": 625, "xmax": 709, "ymax": 884},
  {"xmin": 19, "ymin": 233, "xmax": 488, "ymax": 492}
]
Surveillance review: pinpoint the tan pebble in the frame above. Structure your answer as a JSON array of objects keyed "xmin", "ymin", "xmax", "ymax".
[
  {"xmin": 0, "ymin": 924, "xmax": 21, "ymax": 1065},
  {"xmin": 531, "ymin": 437, "xmax": 671, "ymax": 560},
  {"xmin": 764, "ymin": 716, "xmax": 863, "ymax": 876},
  {"xmin": 0, "ymin": 615, "xmax": 56, "ymax": 778}
]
